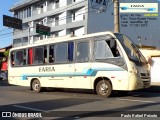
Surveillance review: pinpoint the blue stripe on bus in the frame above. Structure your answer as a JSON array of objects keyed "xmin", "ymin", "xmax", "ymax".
[{"xmin": 21, "ymin": 67, "xmax": 125, "ymax": 80}]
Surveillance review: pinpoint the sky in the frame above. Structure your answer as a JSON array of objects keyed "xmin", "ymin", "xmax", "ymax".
[{"xmin": 0, "ymin": 0, "xmax": 20, "ymax": 49}]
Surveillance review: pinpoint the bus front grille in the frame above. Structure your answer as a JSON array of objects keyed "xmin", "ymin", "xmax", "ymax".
[
  {"xmin": 143, "ymin": 81, "xmax": 150, "ymax": 88},
  {"xmin": 140, "ymin": 73, "xmax": 150, "ymax": 79}
]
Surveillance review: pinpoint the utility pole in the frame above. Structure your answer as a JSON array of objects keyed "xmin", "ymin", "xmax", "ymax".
[{"xmin": 113, "ymin": 0, "xmax": 120, "ymax": 33}]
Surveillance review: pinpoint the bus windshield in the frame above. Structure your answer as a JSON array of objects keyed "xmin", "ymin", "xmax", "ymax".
[{"xmin": 114, "ymin": 33, "xmax": 147, "ymax": 64}]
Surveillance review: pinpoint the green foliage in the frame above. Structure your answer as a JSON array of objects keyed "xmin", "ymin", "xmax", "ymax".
[
  {"xmin": 0, "ymin": 49, "xmax": 10, "ymax": 69},
  {"xmin": 3, "ymin": 50, "xmax": 9, "ymax": 57},
  {"xmin": 0, "ymin": 58, "xmax": 2, "ymax": 69}
]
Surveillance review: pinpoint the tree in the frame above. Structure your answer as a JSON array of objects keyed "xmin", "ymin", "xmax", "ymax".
[{"xmin": 3, "ymin": 50, "xmax": 9, "ymax": 57}]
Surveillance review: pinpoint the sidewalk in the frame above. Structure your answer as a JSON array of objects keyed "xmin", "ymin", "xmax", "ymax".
[
  {"xmin": 137, "ymin": 83, "xmax": 160, "ymax": 93},
  {"xmin": 142, "ymin": 86, "xmax": 160, "ymax": 93},
  {"xmin": 151, "ymin": 82, "xmax": 160, "ymax": 86}
]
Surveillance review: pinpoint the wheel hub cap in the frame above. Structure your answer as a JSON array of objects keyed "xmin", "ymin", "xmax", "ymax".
[
  {"xmin": 100, "ymin": 83, "xmax": 108, "ymax": 94},
  {"xmin": 34, "ymin": 83, "xmax": 39, "ymax": 90}
]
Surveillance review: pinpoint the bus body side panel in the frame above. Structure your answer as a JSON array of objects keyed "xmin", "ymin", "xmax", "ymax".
[
  {"xmin": 128, "ymin": 73, "xmax": 143, "ymax": 90},
  {"xmin": 8, "ymin": 67, "xmax": 31, "ymax": 87},
  {"xmin": 90, "ymin": 63, "xmax": 129, "ymax": 91},
  {"xmin": 8, "ymin": 64, "xmax": 75, "ymax": 88},
  {"xmin": 74, "ymin": 63, "xmax": 91, "ymax": 89},
  {"xmin": 8, "ymin": 62, "xmax": 130, "ymax": 91}
]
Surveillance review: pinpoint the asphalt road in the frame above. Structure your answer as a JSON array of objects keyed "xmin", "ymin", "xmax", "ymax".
[{"xmin": 0, "ymin": 80, "xmax": 160, "ymax": 120}]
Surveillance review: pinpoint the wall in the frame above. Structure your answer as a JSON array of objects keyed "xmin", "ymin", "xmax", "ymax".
[
  {"xmin": 59, "ymin": 12, "xmax": 67, "ymax": 25},
  {"xmin": 140, "ymin": 49, "xmax": 160, "ymax": 58},
  {"xmin": 87, "ymin": 0, "xmax": 114, "ymax": 34},
  {"xmin": 59, "ymin": 29, "xmax": 67, "ymax": 37},
  {"xmin": 140, "ymin": 48, "xmax": 160, "ymax": 84},
  {"xmin": 73, "ymin": 7, "xmax": 85, "ymax": 22},
  {"xmin": 150, "ymin": 57, "xmax": 160, "ymax": 84},
  {"xmin": 87, "ymin": 0, "xmax": 160, "ymax": 47},
  {"xmin": 59, "ymin": 0, "xmax": 67, "ymax": 8},
  {"xmin": 74, "ymin": 27, "xmax": 84, "ymax": 36}
]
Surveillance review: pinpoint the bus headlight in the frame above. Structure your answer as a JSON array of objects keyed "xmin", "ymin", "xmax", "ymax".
[
  {"xmin": 129, "ymin": 67, "xmax": 137, "ymax": 74},
  {"xmin": 132, "ymin": 67, "xmax": 138, "ymax": 74}
]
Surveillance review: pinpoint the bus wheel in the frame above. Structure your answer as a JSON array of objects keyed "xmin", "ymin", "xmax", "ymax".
[
  {"xmin": 96, "ymin": 80, "xmax": 112, "ymax": 98},
  {"xmin": 31, "ymin": 79, "xmax": 41, "ymax": 92}
]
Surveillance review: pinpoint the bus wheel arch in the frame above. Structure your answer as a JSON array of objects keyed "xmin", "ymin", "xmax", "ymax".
[
  {"xmin": 94, "ymin": 77, "xmax": 112, "ymax": 97},
  {"xmin": 30, "ymin": 78, "xmax": 42, "ymax": 92}
]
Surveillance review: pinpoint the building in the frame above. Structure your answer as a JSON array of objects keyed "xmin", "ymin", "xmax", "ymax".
[
  {"xmin": 10, "ymin": 0, "xmax": 160, "ymax": 47},
  {"xmin": 10, "ymin": 0, "xmax": 90, "ymax": 47},
  {"xmin": 140, "ymin": 47, "xmax": 160, "ymax": 85}
]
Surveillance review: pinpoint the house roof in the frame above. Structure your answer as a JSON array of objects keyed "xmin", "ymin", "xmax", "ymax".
[{"xmin": 0, "ymin": 45, "xmax": 12, "ymax": 51}]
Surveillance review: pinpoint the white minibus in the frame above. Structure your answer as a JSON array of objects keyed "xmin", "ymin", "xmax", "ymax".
[{"xmin": 8, "ymin": 32, "xmax": 150, "ymax": 97}]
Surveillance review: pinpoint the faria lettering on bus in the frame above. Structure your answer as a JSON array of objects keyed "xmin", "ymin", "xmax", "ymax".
[
  {"xmin": 130, "ymin": 5, "xmax": 144, "ymax": 8},
  {"xmin": 39, "ymin": 67, "xmax": 55, "ymax": 72}
]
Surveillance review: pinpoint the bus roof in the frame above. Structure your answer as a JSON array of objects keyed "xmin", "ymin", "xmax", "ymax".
[{"xmin": 10, "ymin": 31, "xmax": 117, "ymax": 51}]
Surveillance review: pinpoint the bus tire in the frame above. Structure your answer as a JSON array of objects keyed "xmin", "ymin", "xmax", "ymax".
[
  {"xmin": 31, "ymin": 79, "xmax": 42, "ymax": 92},
  {"xmin": 96, "ymin": 80, "xmax": 112, "ymax": 98}
]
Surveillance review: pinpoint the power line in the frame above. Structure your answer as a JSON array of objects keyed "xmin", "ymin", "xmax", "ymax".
[
  {"xmin": 25, "ymin": 0, "xmax": 112, "ymax": 28},
  {"xmin": 0, "ymin": 3, "xmax": 81, "ymax": 37},
  {"xmin": 0, "ymin": 32, "xmax": 13, "ymax": 36},
  {"xmin": 46, "ymin": 5, "xmax": 98, "ymax": 24},
  {"xmin": 0, "ymin": 28, "xmax": 12, "ymax": 33},
  {"xmin": 0, "ymin": 1, "xmax": 87, "ymax": 36},
  {"xmin": 4, "ymin": 1, "xmax": 102, "ymax": 32},
  {"xmin": 17, "ymin": 0, "xmax": 87, "ymax": 21},
  {"xmin": 0, "ymin": 1, "xmax": 112, "ymax": 38},
  {"xmin": 35, "ymin": 1, "xmax": 102, "ymax": 24},
  {"xmin": 0, "ymin": 35, "xmax": 13, "ymax": 39},
  {"xmin": 0, "ymin": 9, "xmax": 97, "ymax": 38}
]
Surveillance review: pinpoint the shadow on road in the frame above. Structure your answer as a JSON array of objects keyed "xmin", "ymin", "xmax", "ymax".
[
  {"xmin": 0, "ymin": 80, "xmax": 15, "ymax": 86},
  {"xmin": 0, "ymin": 97, "xmax": 158, "ymax": 119}
]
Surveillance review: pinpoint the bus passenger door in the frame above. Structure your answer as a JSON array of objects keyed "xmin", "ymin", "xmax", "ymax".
[
  {"xmin": 62, "ymin": 42, "xmax": 75, "ymax": 88},
  {"xmin": 74, "ymin": 40, "xmax": 91, "ymax": 89},
  {"xmin": 49, "ymin": 42, "xmax": 75, "ymax": 88}
]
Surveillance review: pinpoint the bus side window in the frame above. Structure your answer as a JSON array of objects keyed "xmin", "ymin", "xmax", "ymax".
[
  {"xmin": 49, "ymin": 45, "xmax": 54, "ymax": 63},
  {"xmin": 11, "ymin": 52, "xmax": 15, "ymax": 66},
  {"xmin": 107, "ymin": 40, "xmax": 121, "ymax": 57},
  {"xmin": 23, "ymin": 50, "xmax": 26, "ymax": 65},
  {"xmin": 33, "ymin": 47, "xmax": 44, "ymax": 65},
  {"xmin": 14, "ymin": 50, "xmax": 24, "ymax": 66},
  {"xmin": 44, "ymin": 46, "xmax": 47, "ymax": 63},
  {"xmin": 76, "ymin": 42, "xmax": 89, "ymax": 62},
  {"xmin": 28, "ymin": 48, "xmax": 33, "ymax": 65},
  {"xmin": 68, "ymin": 42, "xmax": 74, "ymax": 62},
  {"xmin": 94, "ymin": 35, "xmax": 123, "ymax": 60},
  {"xmin": 54, "ymin": 43, "xmax": 68, "ymax": 63},
  {"xmin": 94, "ymin": 40, "xmax": 114, "ymax": 59}
]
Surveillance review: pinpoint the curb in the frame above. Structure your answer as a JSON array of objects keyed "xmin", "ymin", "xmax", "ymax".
[
  {"xmin": 0, "ymin": 80, "xmax": 8, "ymax": 84},
  {"xmin": 138, "ymin": 85, "xmax": 160, "ymax": 93}
]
